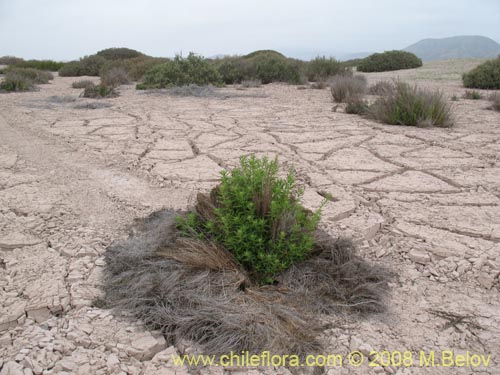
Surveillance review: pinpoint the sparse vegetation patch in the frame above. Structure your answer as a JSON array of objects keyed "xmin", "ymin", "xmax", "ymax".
[
  {"xmin": 463, "ymin": 90, "xmax": 482, "ymax": 100},
  {"xmin": 81, "ymin": 83, "xmax": 118, "ymax": 98},
  {"xmin": 369, "ymin": 81, "xmax": 452, "ymax": 127}
]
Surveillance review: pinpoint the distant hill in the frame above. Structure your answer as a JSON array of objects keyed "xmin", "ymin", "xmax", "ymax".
[{"xmin": 404, "ymin": 35, "xmax": 500, "ymax": 61}]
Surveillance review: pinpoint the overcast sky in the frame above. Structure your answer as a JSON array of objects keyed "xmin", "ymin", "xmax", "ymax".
[{"xmin": 1, "ymin": 0, "xmax": 499, "ymax": 61}]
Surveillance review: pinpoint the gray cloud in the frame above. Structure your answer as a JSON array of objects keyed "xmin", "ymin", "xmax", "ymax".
[{"xmin": 1, "ymin": 0, "xmax": 499, "ymax": 60}]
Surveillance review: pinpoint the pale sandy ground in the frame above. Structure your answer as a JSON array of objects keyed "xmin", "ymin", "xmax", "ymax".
[{"xmin": 0, "ymin": 60, "xmax": 499, "ymax": 375}]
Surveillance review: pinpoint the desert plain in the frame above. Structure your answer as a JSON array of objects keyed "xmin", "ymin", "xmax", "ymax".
[{"xmin": 0, "ymin": 60, "xmax": 499, "ymax": 374}]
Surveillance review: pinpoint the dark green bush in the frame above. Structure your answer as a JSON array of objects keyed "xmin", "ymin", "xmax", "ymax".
[
  {"xmin": 306, "ymin": 56, "xmax": 344, "ymax": 82},
  {"xmin": 213, "ymin": 52, "xmax": 304, "ymax": 84},
  {"xmin": 243, "ymin": 50, "xmax": 285, "ymax": 59},
  {"xmin": 96, "ymin": 47, "xmax": 143, "ymax": 60},
  {"xmin": 14, "ymin": 60, "xmax": 64, "ymax": 71},
  {"xmin": 369, "ymin": 81, "xmax": 452, "ymax": 127},
  {"xmin": 81, "ymin": 83, "xmax": 117, "ymax": 98},
  {"xmin": 72, "ymin": 80, "xmax": 95, "ymax": 89},
  {"xmin": 251, "ymin": 54, "xmax": 303, "ymax": 84},
  {"xmin": 58, "ymin": 61, "xmax": 82, "ymax": 77},
  {"xmin": 357, "ymin": 51, "xmax": 422, "ymax": 72},
  {"xmin": 176, "ymin": 156, "xmax": 324, "ymax": 284},
  {"xmin": 59, "ymin": 55, "xmax": 107, "ymax": 77},
  {"xmin": 0, "ymin": 56, "xmax": 24, "ymax": 65},
  {"xmin": 463, "ymin": 90, "xmax": 482, "ymax": 100},
  {"xmin": 330, "ymin": 74, "xmax": 367, "ymax": 103},
  {"xmin": 462, "ymin": 57, "xmax": 500, "ymax": 89},
  {"xmin": 137, "ymin": 53, "xmax": 222, "ymax": 89},
  {"xmin": 213, "ymin": 56, "xmax": 248, "ymax": 84}
]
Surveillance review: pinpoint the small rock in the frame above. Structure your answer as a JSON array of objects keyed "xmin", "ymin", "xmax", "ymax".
[
  {"xmin": 0, "ymin": 361, "xmax": 24, "ymax": 375},
  {"xmin": 477, "ymin": 274, "xmax": 494, "ymax": 289},
  {"xmin": 408, "ymin": 249, "xmax": 430, "ymax": 264}
]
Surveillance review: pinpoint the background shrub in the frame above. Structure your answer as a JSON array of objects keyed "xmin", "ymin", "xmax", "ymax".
[
  {"xmin": 357, "ymin": 50, "xmax": 422, "ymax": 72},
  {"xmin": 58, "ymin": 61, "xmax": 82, "ymax": 77},
  {"xmin": 306, "ymin": 56, "xmax": 344, "ymax": 82},
  {"xmin": 213, "ymin": 52, "xmax": 304, "ymax": 84},
  {"xmin": 243, "ymin": 50, "xmax": 285, "ymax": 59},
  {"xmin": 330, "ymin": 74, "xmax": 367, "ymax": 102},
  {"xmin": 137, "ymin": 53, "xmax": 222, "ymax": 89},
  {"xmin": 0, "ymin": 56, "xmax": 24, "ymax": 65},
  {"xmin": 6, "ymin": 67, "xmax": 53, "ymax": 83},
  {"xmin": 462, "ymin": 57, "xmax": 500, "ymax": 89},
  {"xmin": 369, "ymin": 81, "xmax": 452, "ymax": 127},
  {"xmin": 212, "ymin": 56, "xmax": 248, "ymax": 84},
  {"xmin": 59, "ymin": 55, "xmax": 107, "ymax": 77},
  {"xmin": 14, "ymin": 60, "xmax": 64, "ymax": 71},
  {"xmin": 176, "ymin": 156, "xmax": 323, "ymax": 284},
  {"xmin": 250, "ymin": 53, "xmax": 303, "ymax": 84},
  {"xmin": 96, "ymin": 47, "xmax": 143, "ymax": 60}
]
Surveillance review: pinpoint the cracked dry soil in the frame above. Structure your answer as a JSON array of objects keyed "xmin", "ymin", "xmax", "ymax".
[{"xmin": 0, "ymin": 61, "xmax": 499, "ymax": 374}]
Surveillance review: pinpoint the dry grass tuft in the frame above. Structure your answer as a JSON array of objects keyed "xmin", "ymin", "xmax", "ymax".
[
  {"xmin": 102, "ymin": 206, "xmax": 390, "ymax": 356},
  {"xmin": 329, "ymin": 74, "xmax": 367, "ymax": 103}
]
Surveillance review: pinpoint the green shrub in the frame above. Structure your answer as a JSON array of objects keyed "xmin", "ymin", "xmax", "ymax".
[
  {"xmin": 463, "ymin": 90, "xmax": 482, "ymax": 100},
  {"xmin": 82, "ymin": 83, "xmax": 117, "ymax": 98},
  {"xmin": 213, "ymin": 56, "xmax": 248, "ymax": 84},
  {"xmin": 59, "ymin": 55, "xmax": 107, "ymax": 77},
  {"xmin": 357, "ymin": 51, "xmax": 422, "ymax": 72},
  {"xmin": 176, "ymin": 156, "xmax": 324, "ymax": 284},
  {"xmin": 213, "ymin": 53, "xmax": 304, "ymax": 84},
  {"xmin": 306, "ymin": 56, "xmax": 344, "ymax": 82},
  {"xmin": 96, "ymin": 47, "xmax": 143, "ymax": 60},
  {"xmin": 369, "ymin": 81, "xmax": 452, "ymax": 127},
  {"xmin": 14, "ymin": 60, "xmax": 64, "ymax": 71},
  {"xmin": 58, "ymin": 61, "xmax": 82, "ymax": 77},
  {"xmin": 463, "ymin": 58, "xmax": 500, "ymax": 89},
  {"xmin": 79, "ymin": 55, "xmax": 107, "ymax": 76},
  {"xmin": 6, "ymin": 67, "xmax": 53, "ymax": 83},
  {"xmin": 137, "ymin": 53, "xmax": 222, "ymax": 89},
  {"xmin": 330, "ymin": 74, "xmax": 367, "ymax": 103},
  {"xmin": 99, "ymin": 57, "xmax": 168, "ymax": 82},
  {"xmin": 251, "ymin": 54, "xmax": 303, "ymax": 84},
  {"xmin": 72, "ymin": 80, "xmax": 95, "ymax": 89},
  {"xmin": 0, "ymin": 56, "xmax": 24, "ymax": 65},
  {"xmin": 0, "ymin": 72, "xmax": 34, "ymax": 92}
]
